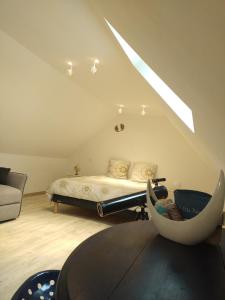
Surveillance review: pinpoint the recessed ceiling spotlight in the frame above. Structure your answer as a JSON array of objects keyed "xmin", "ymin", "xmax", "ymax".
[
  {"xmin": 91, "ymin": 58, "xmax": 100, "ymax": 75},
  {"xmin": 67, "ymin": 61, "xmax": 73, "ymax": 76},
  {"xmin": 140, "ymin": 105, "xmax": 148, "ymax": 116},
  {"xmin": 117, "ymin": 104, "xmax": 125, "ymax": 114}
]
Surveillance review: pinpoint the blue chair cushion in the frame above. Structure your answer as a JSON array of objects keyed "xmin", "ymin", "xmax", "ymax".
[
  {"xmin": 174, "ymin": 189, "xmax": 211, "ymax": 219},
  {"xmin": 11, "ymin": 270, "xmax": 60, "ymax": 300}
]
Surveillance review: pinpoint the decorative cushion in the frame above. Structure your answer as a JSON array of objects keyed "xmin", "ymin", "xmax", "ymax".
[
  {"xmin": 0, "ymin": 167, "xmax": 10, "ymax": 185},
  {"xmin": 130, "ymin": 162, "xmax": 157, "ymax": 182},
  {"xmin": 174, "ymin": 189, "xmax": 211, "ymax": 219},
  {"xmin": 107, "ymin": 159, "xmax": 130, "ymax": 179}
]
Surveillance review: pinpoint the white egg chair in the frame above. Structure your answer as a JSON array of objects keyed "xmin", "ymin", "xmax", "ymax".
[{"xmin": 146, "ymin": 170, "xmax": 225, "ymax": 245}]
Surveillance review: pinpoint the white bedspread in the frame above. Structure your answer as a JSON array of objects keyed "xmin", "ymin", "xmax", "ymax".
[{"xmin": 47, "ymin": 175, "xmax": 147, "ymax": 202}]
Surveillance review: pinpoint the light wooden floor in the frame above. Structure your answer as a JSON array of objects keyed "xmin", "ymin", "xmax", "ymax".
[{"xmin": 0, "ymin": 194, "xmax": 133, "ymax": 300}]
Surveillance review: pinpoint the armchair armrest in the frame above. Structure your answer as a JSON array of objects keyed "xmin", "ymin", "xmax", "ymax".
[{"xmin": 7, "ymin": 172, "xmax": 27, "ymax": 194}]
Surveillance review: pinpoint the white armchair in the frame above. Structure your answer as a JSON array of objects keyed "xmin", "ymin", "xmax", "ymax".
[{"xmin": 0, "ymin": 172, "xmax": 27, "ymax": 222}]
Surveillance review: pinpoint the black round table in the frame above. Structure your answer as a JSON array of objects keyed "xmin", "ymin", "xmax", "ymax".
[{"xmin": 56, "ymin": 221, "xmax": 225, "ymax": 300}]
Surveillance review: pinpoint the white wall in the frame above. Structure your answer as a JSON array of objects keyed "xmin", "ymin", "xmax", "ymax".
[
  {"xmin": 69, "ymin": 115, "xmax": 218, "ymax": 194},
  {"xmin": 0, "ymin": 153, "xmax": 69, "ymax": 193}
]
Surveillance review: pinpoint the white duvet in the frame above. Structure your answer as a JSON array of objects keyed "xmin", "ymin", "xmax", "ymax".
[{"xmin": 47, "ymin": 175, "xmax": 147, "ymax": 202}]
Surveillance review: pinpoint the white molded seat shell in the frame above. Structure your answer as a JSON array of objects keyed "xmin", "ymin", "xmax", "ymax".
[{"xmin": 146, "ymin": 170, "xmax": 225, "ymax": 245}]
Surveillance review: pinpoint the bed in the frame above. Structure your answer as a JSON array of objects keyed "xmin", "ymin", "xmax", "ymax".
[{"xmin": 47, "ymin": 175, "xmax": 147, "ymax": 215}]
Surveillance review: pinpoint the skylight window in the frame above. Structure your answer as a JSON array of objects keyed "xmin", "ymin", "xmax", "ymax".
[{"xmin": 105, "ymin": 19, "xmax": 195, "ymax": 133}]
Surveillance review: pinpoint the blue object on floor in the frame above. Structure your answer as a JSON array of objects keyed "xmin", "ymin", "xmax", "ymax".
[
  {"xmin": 174, "ymin": 189, "xmax": 211, "ymax": 219},
  {"xmin": 11, "ymin": 270, "xmax": 60, "ymax": 300}
]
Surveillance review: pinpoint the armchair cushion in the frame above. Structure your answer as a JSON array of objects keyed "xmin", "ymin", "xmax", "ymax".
[
  {"xmin": 0, "ymin": 167, "xmax": 10, "ymax": 185},
  {"xmin": 0, "ymin": 185, "xmax": 22, "ymax": 205}
]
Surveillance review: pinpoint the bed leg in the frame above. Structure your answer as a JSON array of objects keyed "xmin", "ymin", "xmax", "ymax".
[{"xmin": 54, "ymin": 202, "xmax": 59, "ymax": 213}]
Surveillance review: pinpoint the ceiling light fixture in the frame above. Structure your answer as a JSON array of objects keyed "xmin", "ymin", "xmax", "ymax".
[
  {"xmin": 91, "ymin": 59, "xmax": 100, "ymax": 75},
  {"xmin": 141, "ymin": 105, "xmax": 148, "ymax": 116},
  {"xmin": 117, "ymin": 104, "xmax": 125, "ymax": 114},
  {"xmin": 67, "ymin": 61, "xmax": 73, "ymax": 76},
  {"xmin": 115, "ymin": 105, "xmax": 125, "ymax": 132},
  {"xmin": 115, "ymin": 124, "xmax": 125, "ymax": 132}
]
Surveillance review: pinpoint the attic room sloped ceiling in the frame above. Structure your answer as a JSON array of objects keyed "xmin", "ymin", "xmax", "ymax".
[
  {"xmin": 0, "ymin": 0, "xmax": 165, "ymax": 114},
  {"xmin": 0, "ymin": 0, "xmax": 172, "ymax": 159},
  {"xmin": 90, "ymin": 0, "xmax": 225, "ymax": 172}
]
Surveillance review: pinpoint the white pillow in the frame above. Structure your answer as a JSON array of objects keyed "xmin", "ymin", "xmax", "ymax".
[
  {"xmin": 107, "ymin": 159, "xmax": 130, "ymax": 179},
  {"xmin": 130, "ymin": 162, "xmax": 157, "ymax": 182}
]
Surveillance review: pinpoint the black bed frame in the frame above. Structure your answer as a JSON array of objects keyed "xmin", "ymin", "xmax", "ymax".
[
  {"xmin": 52, "ymin": 194, "xmax": 97, "ymax": 211},
  {"xmin": 51, "ymin": 192, "xmax": 147, "ymax": 219}
]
